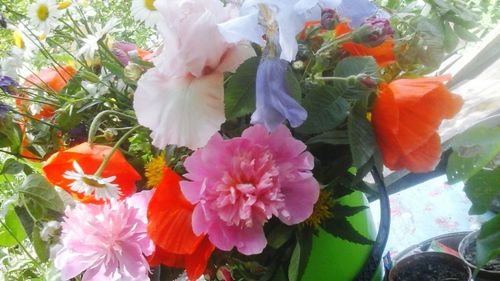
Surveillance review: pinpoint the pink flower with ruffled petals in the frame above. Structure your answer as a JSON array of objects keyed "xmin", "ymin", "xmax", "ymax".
[
  {"xmin": 180, "ymin": 125, "xmax": 319, "ymax": 255},
  {"xmin": 54, "ymin": 191, "xmax": 154, "ymax": 281}
]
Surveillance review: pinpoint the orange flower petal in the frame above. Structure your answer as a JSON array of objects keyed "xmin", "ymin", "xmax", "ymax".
[
  {"xmin": 372, "ymin": 76, "xmax": 463, "ymax": 173},
  {"xmin": 335, "ymin": 22, "xmax": 352, "ymax": 36},
  {"xmin": 42, "ymin": 142, "xmax": 140, "ymax": 203},
  {"xmin": 24, "ymin": 65, "xmax": 76, "ymax": 93}
]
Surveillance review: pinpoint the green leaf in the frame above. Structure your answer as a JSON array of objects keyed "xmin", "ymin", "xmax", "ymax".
[
  {"xmin": 476, "ymin": 214, "xmax": 500, "ymax": 269},
  {"xmin": 0, "ymin": 116, "xmax": 22, "ymax": 152},
  {"xmin": 267, "ymin": 223, "xmax": 294, "ymax": 249},
  {"xmin": 306, "ymin": 130, "xmax": 349, "ymax": 145},
  {"xmin": 330, "ymin": 203, "xmax": 368, "ymax": 217},
  {"xmin": 19, "ymin": 174, "xmax": 64, "ymax": 213},
  {"xmin": 288, "ymin": 232, "xmax": 312, "ymax": 281},
  {"xmin": 31, "ymin": 225, "xmax": 48, "ymax": 262},
  {"xmin": 0, "ymin": 207, "xmax": 28, "ymax": 247},
  {"xmin": 224, "ymin": 57, "xmax": 259, "ymax": 120},
  {"xmin": 348, "ymin": 106, "xmax": 376, "ymax": 168},
  {"xmin": 297, "ymin": 85, "xmax": 349, "ymax": 134},
  {"xmin": 334, "ymin": 57, "xmax": 378, "ymax": 78},
  {"xmin": 286, "ymin": 67, "xmax": 302, "ymax": 102},
  {"xmin": 454, "ymin": 24, "xmax": 480, "ymax": 42},
  {"xmin": 447, "ymin": 127, "xmax": 500, "ymax": 184},
  {"xmin": 0, "ymin": 158, "xmax": 25, "ymax": 175},
  {"xmin": 443, "ymin": 22, "xmax": 459, "ymax": 53},
  {"xmin": 321, "ymin": 217, "xmax": 374, "ymax": 245},
  {"xmin": 103, "ymin": 60, "xmax": 125, "ymax": 79},
  {"xmin": 464, "ymin": 168, "xmax": 500, "ymax": 215}
]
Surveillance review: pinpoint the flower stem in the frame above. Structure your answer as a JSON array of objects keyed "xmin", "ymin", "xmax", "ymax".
[
  {"xmin": 315, "ymin": 76, "xmax": 350, "ymax": 82},
  {"xmin": 94, "ymin": 125, "xmax": 141, "ymax": 177},
  {"xmin": 0, "ymin": 218, "xmax": 41, "ymax": 269},
  {"xmin": 88, "ymin": 110, "xmax": 136, "ymax": 143}
]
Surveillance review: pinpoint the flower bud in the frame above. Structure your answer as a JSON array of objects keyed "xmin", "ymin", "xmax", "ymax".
[
  {"xmin": 359, "ymin": 75, "xmax": 378, "ymax": 89},
  {"xmin": 216, "ymin": 266, "xmax": 233, "ymax": 281},
  {"xmin": 79, "ymin": 70, "xmax": 100, "ymax": 83},
  {"xmin": 353, "ymin": 18, "xmax": 394, "ymax": 48},
  {"xmin": 321, "ymin": 8, "xmax": 340, "ymax": 30},
  {"xmin": 292, "ymin": 60, "xmax": 305, "ymax": 70},
  {"xmin": 124, "ymin": 63, "xmax": 143, "ymax": 81}
]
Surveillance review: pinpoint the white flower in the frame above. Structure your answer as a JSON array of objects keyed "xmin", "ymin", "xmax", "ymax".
[
  {"xmin": 76, "ymin": 18, "xmax": 120, "ymax": 62},
  {"xmin": 63, "ymin": 161, "xmax": 122, "ymax": 200},
  {"xmin": 218, "ymin": 0, "xmax": 341, "ymax": 61},
  {"xmin": 27, "ymin": 0, "xmax": 60, "ymax": 34},
  {"xmin": 131, "ymin": 0, "xmax": 162, "ymax": 27}
]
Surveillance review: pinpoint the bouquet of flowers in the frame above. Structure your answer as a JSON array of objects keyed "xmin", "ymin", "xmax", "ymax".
[{"xmin": 0, "ymin": 0, "xmax": 486, "ymax": 280}]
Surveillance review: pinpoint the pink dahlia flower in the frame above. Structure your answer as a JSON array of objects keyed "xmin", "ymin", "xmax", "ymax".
[
  {"xmin": 54, "ymin": 191, "xmax": 154, "ymax": 281},
  {"xmin": 181, "ymin": 125, "xmax": 319, "ymax": 255}
]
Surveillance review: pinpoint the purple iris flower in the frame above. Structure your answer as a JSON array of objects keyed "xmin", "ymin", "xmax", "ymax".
[
  {"xmin": 250, "ymin": 57, "xmax": 307, "ymax": 131},
  {"xmin": 337, "ymin": 0, "xmax": 389, "ymax": 27},
  {"xmin": 0, "ymin": 103, "xmax": 12, "ymax": 119},
  {"xmin": 0, "ymin": 76, "xmax": 18, "ymax": 95}
]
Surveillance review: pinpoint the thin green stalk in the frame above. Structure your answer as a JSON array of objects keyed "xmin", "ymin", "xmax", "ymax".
[
  {"xmin": 2, "ymin": 93, "xmax": 59, "ymax": 107},
  {"xmin": 0, "ymin": 150, "xmax": 42, "ymax": 161},
  {"xmin": 11, "ymin": 110, "xmax": 61, "ymax": 129},
  {"xmin": 0, "ymin": 219, "xmax": 41, "ymax": 269},
  {"xmin": 87, "ymin": 110, "xmax": 136, "ymax": 143},
  {"xmin": 315, "ymin": 76, "xmax": 350, "ymax": 82},
  {"xmin": 94, "ymin": 125, "xmax": 141, "ymax": 177}
]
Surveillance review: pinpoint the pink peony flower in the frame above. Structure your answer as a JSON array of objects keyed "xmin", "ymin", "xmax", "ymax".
[
  {"xmin": 133, "ymin": 0, "xmax": 255, "ymax": 150},
  {"xmin": 180, "ymin": 125, "xmax": 319, "ymax": 255},
  {"xmin": 54, "ymin": 191, "xmax": 154, "ymax": 281}
]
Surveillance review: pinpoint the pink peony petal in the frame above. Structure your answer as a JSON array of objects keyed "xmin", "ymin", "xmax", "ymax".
[{"xmin": 278, "ymin": 177, "xmax": 320, "ymax": 225}]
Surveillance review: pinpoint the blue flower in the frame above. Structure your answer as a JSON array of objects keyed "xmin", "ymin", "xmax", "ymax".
[
  {"xmin": 0, "ymin": 76, "xmax": 18, "ymax": 95},
  {"xmin": 337, "ymin": 0, "xmax": 389, "ymax": 27},
  {"xmin": 251, "ymin": 57, "xmax": 307, "ymax": 131},
  {"xmin": 0, "ymin": 103, "xmax": 12, "ymax": 119}
]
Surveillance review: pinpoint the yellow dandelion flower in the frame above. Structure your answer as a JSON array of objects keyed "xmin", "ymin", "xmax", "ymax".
[
  {"xmin": 304, "ymin": 190, "xmax": 334, "ymax": 228},
  {"xmin": 145, "ymin": 153, "xmax": 166, "ymax": 188}
]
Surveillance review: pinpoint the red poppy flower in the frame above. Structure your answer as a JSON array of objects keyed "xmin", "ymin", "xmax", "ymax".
[
  {"xmin": 372, "ymin": 75, "xmax": 463, "ymax": 173},
  {"xmin": 24, "ymin": 65, "xmax": 76, "ymax": 93},
  {"xmin": 335, "ymin": 22, "xmax": 395, "ymax": 67},
  {"xmin": 147, "ymin": 167, "xmax": 215, "ymax": 281},
  {"xmin": 42, "ymin": 142, "xmax": 140, "ymax": 203}
]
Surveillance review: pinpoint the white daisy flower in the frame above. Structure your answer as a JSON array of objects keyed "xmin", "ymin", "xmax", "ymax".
[
  {"xmin": 76, "ymin": 18, "xmax": 120, "ymax": 62},
  {"xmin": 27, "ymin": 0, "xmax": 61, "ymax": 34},
  {"xmin": 131, "ymin": 0, "xmax": 162, "ymax": 27},
  {"xmin": 63, "ymin": 161, "xmax": 122, "ymax": 201}
]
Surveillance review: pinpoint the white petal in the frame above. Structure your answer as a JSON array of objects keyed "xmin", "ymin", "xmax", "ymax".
[
  {"xmin": 134, "ymin": 69, "xmax": 225, "ymax": 150},
  {"xmin": 218, "ymin": 11, "xmax": 265, "ymax": 46}
]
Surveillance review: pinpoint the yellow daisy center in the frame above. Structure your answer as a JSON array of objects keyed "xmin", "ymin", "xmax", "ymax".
[
  {"xmin": 13, "ymin": 31, "xmax": 25, "ymax": 49},
  {"xmin": 37, "ymin": 4, "xmax": 50, "ymax": 21},
  {"xmin": 58, "ymin": 1, "xmax": 72, "ymax": 10},
  {"xmin": 304, "ymin": 190, "xmax": 334, "ymax": 228},
  {"xmin": 144, "ymin": 0, "xmax": 157, "ymax": 11},
  {"xmin": 81, "ymin": 177, "xmax": 107, "ymax": 188},
  {"xmin": 145, "ymin": 153, "xmax": 166, "ymax": 188}
]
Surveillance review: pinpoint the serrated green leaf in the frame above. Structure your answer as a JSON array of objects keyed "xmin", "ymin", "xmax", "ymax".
[
  {"xmin": 224, "ymin": 57, "xmax": 259, "ymax": 120},
  {"xmin": 0, "ymin": 207, "xmax": 28, "ymax": 247},
  {"xmin": 476, "ymin": 214, "xmax": 500, "ymax": 268},
  {"xmin": 31, "ymin": 225, "xmax": 48, "ymax": 262},
  {"xmin": 443, "ymin": 22, "xmax": 459, "ymax": 53},
  {"xmin": 454, "ymin": 24, "xmax": 480, "ymax": 42},
  {"xmin": 288, "ymin": 232, "xmax": 312, "ymax": 281},
  {"xmin": 19, "ymin": 174, "xmax": 64, "ymax": 213},
  {"xmin": 306, "ymin": 130, "xmax": 349, "ymax": 145},
  {"xmin": 321, "ymin": 217, "xmax": 373, "ymax": 245},
  {"xmin": 334, "ymin": 57, "xmax": 378, "ymax": 78},
  {"xmin": 447, "ymin": 127, "xmax": 500, "ymax": 184},
  {"xmin": 0, "ymin": 158, "xmax": 25, "ymax": 175},
  {"xmin": 348, "ymin": 106, "xmax": 376, "ymax": 168},
  {"xmin": 297, "ymin": 85, "xmax": 349, "ymax": 134},
  {"xmin": 331, "ymin": 204, "xmax": 368, "ymax": 217},
  {"xmin": 464, "ymin": 168, "xmax": 500, "ymax": 215}
]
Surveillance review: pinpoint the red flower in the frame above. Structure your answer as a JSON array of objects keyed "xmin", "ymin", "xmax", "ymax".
[
  {"xmin": 23, "ymin": 65, "xmax": 76, "ymax": 93},
  {"xmin": 372, "ymin": 76, "xmax": 463, "ymax": 173},
  {"xmin": 147, "ymin": 167, "xmax": 215, "ymax": 281},
  {"xmin": 42, "ymin": 142, "xmax": 140, "ymax": 203},
  {"xmin": 335, "ymin": 22, "xmax": 395, "ymax": 67}
]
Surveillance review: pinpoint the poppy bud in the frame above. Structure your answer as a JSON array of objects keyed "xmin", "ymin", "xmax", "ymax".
[
  {"xmin": 353, "ymin": 18, "xmax": 394, "ymax": 48},
  {"xmin": 216, "ymin": 266, "xmax": 233, "ymax": 281}
]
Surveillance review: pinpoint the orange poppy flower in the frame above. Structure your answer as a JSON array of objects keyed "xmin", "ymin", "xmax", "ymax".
[
  {"xmin": 371, "ymin": 75, "xmax": 463, "ymax": 173},
  {"xmin": 42, "ymin": 142, "xmax": 140, "ymax": 203},
  {"xmin": 147, "ymin": 167, "xmax": 215, "ymax": 281},
  {"xmin": 335, "ymin": 22, "xmax": 395, "ymax": 67},
  {"xmin": 23, "ymin": 65, "xmax": 76, "ymax": 93}
]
